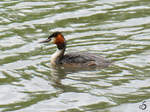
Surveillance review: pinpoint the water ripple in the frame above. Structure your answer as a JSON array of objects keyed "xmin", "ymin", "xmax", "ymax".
[{"xmin": 0, "ymin": 0, "xmax": 150, "ymax": 112}]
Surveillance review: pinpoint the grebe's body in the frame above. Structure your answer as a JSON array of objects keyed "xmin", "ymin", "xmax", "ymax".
[{"xmin": 40, "ymin": 32, "xmax": 111, "ymax": 68}]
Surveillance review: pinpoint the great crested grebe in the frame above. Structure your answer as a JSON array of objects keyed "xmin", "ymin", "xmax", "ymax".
[{"xmin": 40, "ymin": 32, "xmax": 111, "ymax": 68}]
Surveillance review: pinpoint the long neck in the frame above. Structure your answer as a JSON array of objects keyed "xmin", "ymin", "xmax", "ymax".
[{"xmin": 50, "ymin": 43, "xmax": 66, "ymax": 65}]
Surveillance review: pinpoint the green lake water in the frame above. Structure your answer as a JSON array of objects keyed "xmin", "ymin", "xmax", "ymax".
[{"xmin": 0, "ymin": 0, "xmax": 150, "ymax": 112}]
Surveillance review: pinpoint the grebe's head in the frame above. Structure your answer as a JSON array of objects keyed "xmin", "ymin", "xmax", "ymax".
[{"xmin": 40, "ymin": 32, "xmax": 65, "ymax": 45}]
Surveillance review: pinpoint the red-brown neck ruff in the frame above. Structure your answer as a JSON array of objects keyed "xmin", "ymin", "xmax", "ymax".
[{"xmin": 54, "ymin": 34, "xmax": 66, "ymax": 50}]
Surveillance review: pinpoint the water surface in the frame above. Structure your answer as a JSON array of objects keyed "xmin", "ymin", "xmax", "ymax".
[{"xmin": 0, "ymin": 0, "xmax": 150, "ymax": 112}]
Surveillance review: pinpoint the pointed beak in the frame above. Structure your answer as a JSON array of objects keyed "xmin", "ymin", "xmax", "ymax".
[
  {"xmin": 39, "ymin": 38, "xmax": 51, "ymax": 43},
  {"xmin": 39, "ymin": 34, "xmax": 54, "ymax": 43}
]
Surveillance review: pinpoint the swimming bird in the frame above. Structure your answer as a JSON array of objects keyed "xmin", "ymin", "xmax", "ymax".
[{"xmin": 40, "ymin": 32, "xmax": 111, "ymax": 68}]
